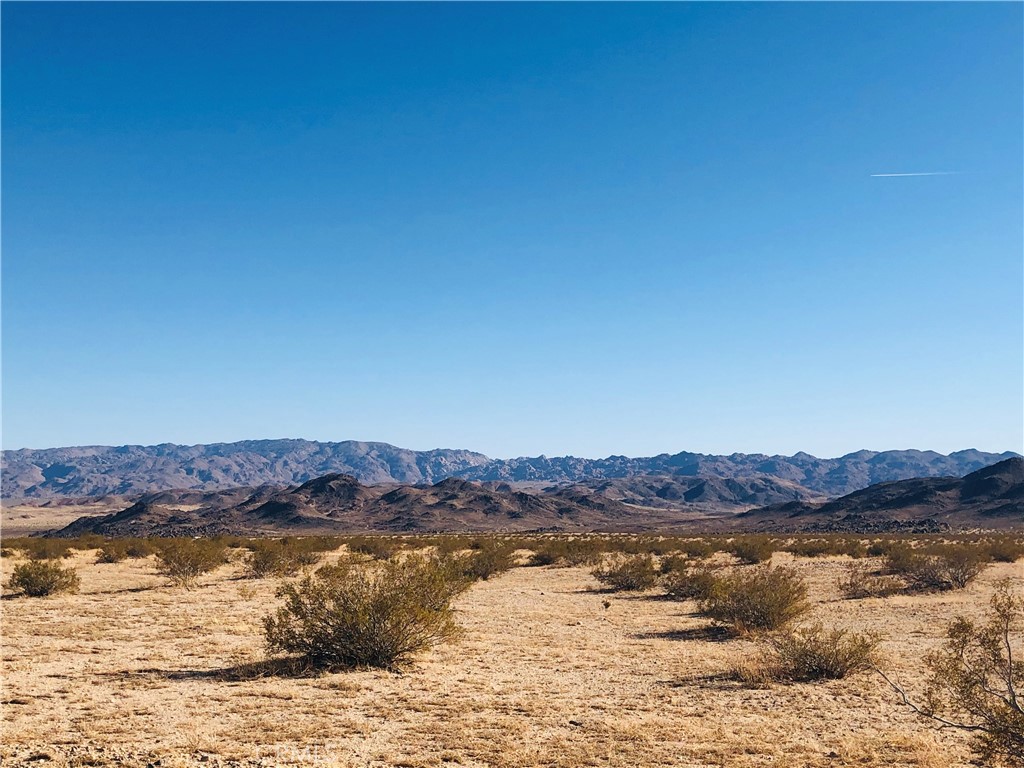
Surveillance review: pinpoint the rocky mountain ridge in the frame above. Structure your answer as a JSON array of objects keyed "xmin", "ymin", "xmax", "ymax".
[{"xmin": 3, "ymin": 438, "xmax": 1017, "ymax": 500}]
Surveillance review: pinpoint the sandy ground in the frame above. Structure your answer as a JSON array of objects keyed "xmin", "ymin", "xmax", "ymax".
[
  {"xmin": 1, "ymin": 504, "xmax": 124, "ymax": 536},
  {"xmin": 1, "ymin": 548, "xmax": 1021, "ymax": 767}
]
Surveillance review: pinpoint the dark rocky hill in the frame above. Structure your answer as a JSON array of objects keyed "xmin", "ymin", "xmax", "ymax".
[
  {"xmin": 568, "ymin": 474, "xmax": 823, "ymax": 509},
  {"xmin": 53, "ymin": 474, "xmax": 667, "ymax": 536},
  {"xmin": 3, "ymin": 439, "xmax": 1016, "ymax": 500},
  {"xmin": 735, "ymin": 457, "xmax": 1024, "ymax": 532}
]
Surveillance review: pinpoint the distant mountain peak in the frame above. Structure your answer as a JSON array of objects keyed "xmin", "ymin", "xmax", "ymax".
[{"xmin": 2, "ymin": 439, "xmax": 1018, "ymax": 501}]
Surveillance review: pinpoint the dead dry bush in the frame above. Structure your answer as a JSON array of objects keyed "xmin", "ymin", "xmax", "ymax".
[
  {"xmin": 699, "ymin": 565, "xmax": 809, "ymax": 635},
  {"xmin": 4, "ymin": 560, "xmax": 80, "ymax": 597},
  {"xmin": 153, "ymin": 538, "xmax": 229, "ymax": 587},
  {"xmin": 882, "ymin": 580, "xmax": 1024, "ymax": 766},
  {"xmin": 735, "ymin": 624, "xmax": 881, "ymax": 685},
  {"xmin": 591, "ymin": 553, "xmax": 659, "ymax": 592},
  {"xmin": 838, "ymin": 563, "xmax": 904, "ymax": 599},
  {"xmin": 263, "ymin": 553, "xmax": 470, "ymax": 671}
]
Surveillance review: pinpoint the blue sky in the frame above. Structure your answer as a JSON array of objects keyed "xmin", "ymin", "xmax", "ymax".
[{"xmin": 2, "ymin": 2, "xmax": 1021, "ymax": 458}]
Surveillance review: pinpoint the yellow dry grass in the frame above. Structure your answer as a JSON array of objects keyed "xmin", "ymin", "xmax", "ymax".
[
  {"xmin": 1, "ymin": 548, "xmax": 1020, "ymax": 767},
  {"xmin": 1, "ymin": 503, "xmax": 123, "ymax": 537}
]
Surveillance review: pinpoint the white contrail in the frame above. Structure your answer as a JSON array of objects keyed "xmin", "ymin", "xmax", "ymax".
[{"xmin": 870, "ymin": 171, "xmax": 960, "ymax": 177}]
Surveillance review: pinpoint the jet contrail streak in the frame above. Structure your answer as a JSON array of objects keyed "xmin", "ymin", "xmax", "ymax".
[{"xmin": 870, "ymin": 171, "xmax": 959, "ymax": 177}]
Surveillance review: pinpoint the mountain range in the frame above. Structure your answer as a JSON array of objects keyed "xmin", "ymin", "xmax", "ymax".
[
  {"xmin": 53, "ymin": 458, "xmax": 1024, "ymax": 536},
  {"xmin": 2, "ymin": 439, "xmax": 1018, "ymax": 500}
]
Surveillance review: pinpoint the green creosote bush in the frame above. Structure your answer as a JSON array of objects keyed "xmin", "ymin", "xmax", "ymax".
[
  {"xmin": 243, "ymin": 540, "xmax": 324, "ymax": 578},
  {"xmin": 674, "ymin": 539, "xmax": 716, "ymax": 560},
  {"xmin": 699, "ymin": 564, "xmax": 809, "ymax": 635},
  {"xmin": 984, "ymin": 538, "xmax": 1024, "ymax": 564},
  {"xmin": 885, "ymin": 545, "xmax": 988, "ymax": 592},
  {"xmin": 527, "ymin": 539, "xmax": 606, "ymax": 568},
  {"xmin": 153, "ymin": 538, "xmax": 229, "ymax": 588},
  {"xmin": 457, "ymin": 544, "xmax": 515, "ymax": 581},
  {"xmin": 5, "ymin": 560, "xmax": 81, "ymax": 597},
  {"xmin": 263, "ymin": 553, "xmax": 471, "ymax": 671},
  {"xmin": 728, "ymin": 536, "xmax": 776, "ymax": 565},
  {"xmin": 21, "ymin": 538, "xmax": 75, "ymax": 561},
  {"xmin": 661, "ymin": 561, "xmax": 720, "ymax": 602},
  {"xmin": 95, "ymin": 538, "xmax": 154, "ymax": 564},
  {"xmin": 591, "ymin": 553, "xmax": 659, "ymax": 592},
  {"xmin": 346, "ymin": 537, "xmax": 404, "ymax": 561}
]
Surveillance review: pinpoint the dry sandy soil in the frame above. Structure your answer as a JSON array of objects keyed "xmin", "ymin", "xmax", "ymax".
[
  {"xmin": 1, "ymin": 547, "xmax": 1021, "ymax": 768},
  {"xmin": 1, "ymin": 503, "xmax": 125, "ymax": 537}
]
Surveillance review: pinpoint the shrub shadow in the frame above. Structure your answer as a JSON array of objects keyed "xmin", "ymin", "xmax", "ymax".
[
  {"xmin": 632, "ymin": 625, "xmax": 732, "ymax": 642},
  {"xmin": 107, "ymin": 657, "xmax": 322, "ymax": 682}
]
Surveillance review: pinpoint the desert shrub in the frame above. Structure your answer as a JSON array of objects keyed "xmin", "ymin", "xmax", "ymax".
[
  {"xmin": 68, "ymin": 533, "xmax": 106, "ymax": 551},
  {"xmin": 659, "ymin": 554, "xmax": 688, "ymax": 575},
  {"xmin": 700, "ymin": 565, "xmax": 809, "ymax": 635},
  {"xmin": 5, "ymin": 560, "xmax": 80, "ymax": 597},
  {"xmin": 837, "ymin": 540, "xmax": 868, "ymax": 559},
  {"xmin": 263, "ymin": 554, "xmax": 469, "ymax": 671},
  {"xmin": 95, "ymin": 538, "xmax": 153, "ymax": 563},
  {"xmin": 729, "ymin": 537, "xmax": 775, "ymax": 565},
  {"xmin": 458, "ymin": 545, "xmax": 514, "ymax": 581},
  {"xmin": 838, "ymin": 563, "xmax": 903, "ymax": 599},
  {"xmin": 622, "ymin": 537, "xmax": 675, "ymax": 557},
  {"xmin": 527, "ymin": 545, "xmax": 561, "ymax": 566},
  {"xmin": 124, "ymin": 538, "xmax": 155, "ymax": 558},
  {"xmin": 932, "ymin": 546, "xmax": 988, "ymax": 589},
  {"xmin": 21, "ymin": 538, "xmax": 74, "ymax": 560},
  {"xmin": 676, "ymin": 539, "xmax": 715, "ymax": 559},
  {"xmin": 986, "ymin": 539, "xmax": 1024, "ymax": 563},
  {"xmin": 244, "ymin": 540, "xmax": 323, "ymax": 578},
  {"xmin": 563, "ymin": 539, "xmax": 608, "ymax": 566},
  {"xmin": 743, "ymin": 623, "xmax": 881, "ymax": 683},
  {"xmin": 527, "ymin": 539, "xmax": 604, "ymax": 567},
  {"xmin": 783, "ymin": 537, "xmax": 867, "ymax": 559},
  {"xmin": 883, "ymin": 581, "xmax": 1023, "ymax": 766},
  {"xmin": 347, "ymin": 537, "xmax": 403, "ymax": 561},
  {"xmin": 662, "ymin": 562, "xmax": 720, "ymax": 601},
  {"xmin": 591, "ymin": 554, "xmax": 659, "ymax": 592},
  {"xmin": 785, "ymin": 540, "xmax": 834, "ymax": 559},
  {"xmin": 866, "ymin": 541, "xmax": 891, "ymax": 558},
  {"xmin": 886, "ymin": 545, "xmax": 987, "ymax": 592},
  {"xmin": 153, "ymin": 538, "xmax": 228, "ymax": 587},
  {"xmin": 95, "ymin": 542, "xmax": 128, "ymax": 563}
]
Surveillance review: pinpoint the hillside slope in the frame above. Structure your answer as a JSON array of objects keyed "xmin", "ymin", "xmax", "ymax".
[{"xmin": 736, "ymin": 457, "xmax": 1024, "ymax": 532}]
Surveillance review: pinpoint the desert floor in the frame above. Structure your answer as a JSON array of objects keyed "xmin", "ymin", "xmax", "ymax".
[
  {"xmin": 2, "ymin": 549, "xmax": 1021, "ymax": 768},
  {"xmin": 1, "ymin": 504, "xmax": 123, "ymax": 537}
]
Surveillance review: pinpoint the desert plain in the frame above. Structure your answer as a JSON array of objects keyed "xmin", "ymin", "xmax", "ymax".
[{"xmin": 2, "ymin": 539, "xmax": 1021, "ymax": 768}]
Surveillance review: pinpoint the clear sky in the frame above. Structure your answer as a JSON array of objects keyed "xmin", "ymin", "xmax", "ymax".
[{"xmin": 2, "ymin": 2, "xmax": 1022, "ymax": 459}]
